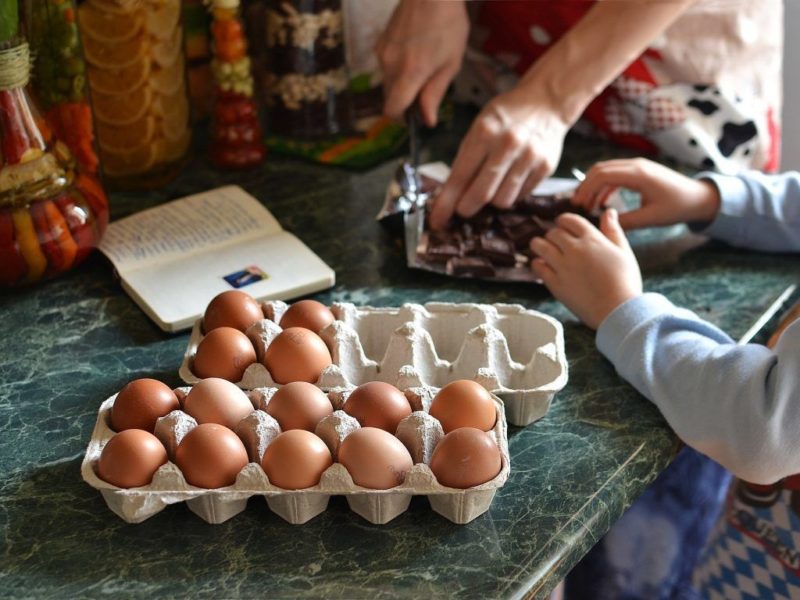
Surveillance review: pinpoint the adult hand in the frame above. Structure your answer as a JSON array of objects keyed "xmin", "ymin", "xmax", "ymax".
[
  {"xmin": 531, "ymin": 210, "xmax": 642, "ymax": 329},
  {"xmin": 376, "ymin": 0, "xmax": 469, "ymax": 127},
  {"xmin": 571, "ymin": 158, "xmax": 721, "ymax": 230},
  {"xmin": 429, "ymin": 87, "xmax": 569, "ymax": 229}
]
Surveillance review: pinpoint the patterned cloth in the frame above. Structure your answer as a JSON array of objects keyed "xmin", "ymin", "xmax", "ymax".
[
  {"xmin": 694, "ymin": 480, "xmax": 800, "ymax": 599},
  {"xmin": 457, "ymin": 0, "xmax": 783, "ymax": 173}
]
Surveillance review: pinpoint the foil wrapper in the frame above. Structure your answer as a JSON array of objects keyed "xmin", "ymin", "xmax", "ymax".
[{"xmin": 384, "ymin": 162, "xmax": 601, "ymax": 283}]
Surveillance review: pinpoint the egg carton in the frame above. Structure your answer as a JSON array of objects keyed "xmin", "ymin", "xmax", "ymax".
[
  {"xmin": 179, "ymin": 301, "xmax": 568, "ymax": 426},
  {"xmin": 81, "ymin": 383, "xmax": 510, "ymax": 525}
]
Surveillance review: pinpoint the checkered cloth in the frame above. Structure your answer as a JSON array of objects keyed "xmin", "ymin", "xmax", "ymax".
[{"xmin": 694, "ymin": 488, "xmax": 800, "ymax": 599}]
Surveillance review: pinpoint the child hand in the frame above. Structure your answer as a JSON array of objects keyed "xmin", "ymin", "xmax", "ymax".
[
  {"xmin": 571, "ymin": 158, "xmax": 720, "ymax": 230},
  {"xmin": 531, "ymin": 209, "xmax": 642, "ymax": 329}
]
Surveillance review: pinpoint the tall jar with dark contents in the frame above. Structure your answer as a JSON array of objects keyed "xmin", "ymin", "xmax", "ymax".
[
  {"xmin": 263, "ymin": 0, "xmax": 351, "ymax": 138},
  {"xmin": 77, "ymin": 0, "xmax": 191, "ymax": 190}
]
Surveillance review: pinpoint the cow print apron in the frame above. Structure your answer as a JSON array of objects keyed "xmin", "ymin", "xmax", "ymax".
[{"xmin": 457, "ymin": 0, "xmax": 783, "ymax": 174}]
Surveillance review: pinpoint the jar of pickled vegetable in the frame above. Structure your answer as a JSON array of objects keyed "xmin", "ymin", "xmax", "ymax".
[
  {"xmin": 24, "ymin": 0, "xmax": 100, "ymax": 176},
  {"xmin": 0, "ymin": 37, "xmax": 109, "ymax": 287},
  {"xmin": 208, "ymin": 0, "xmax": 265, "ymax": 168},
  {"xmin": 77, "ymin": 0, "xmax": 191, "ymax": 190}
]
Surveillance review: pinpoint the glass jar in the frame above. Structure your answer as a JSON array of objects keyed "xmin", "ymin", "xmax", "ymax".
[
  {"xmin": 0, "ymin": 39, "xmax": 109, "ymax": 287},
  {"xmin": 77, "ymin": 0, "xmax": 191, "ymax": 190},
  {"xmin": 25, "ymin": 0, "xmax": 99, "ymax": 175},
  {"xmin": 208, "ymin": 0, "xmax": 265, "ymax": 168},
  {"xmin": 262, "ymin": 0, "xmax": 352, "ymax": 138}
]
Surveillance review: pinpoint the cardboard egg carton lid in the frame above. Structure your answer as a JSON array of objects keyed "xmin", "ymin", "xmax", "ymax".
[
  {"xmin": 179, "ymin": 301, "xmax": 568, "ymax": 426},
  {"xmin": 81, "ymin": 383, "xmax": 510, "ymax": 525}
]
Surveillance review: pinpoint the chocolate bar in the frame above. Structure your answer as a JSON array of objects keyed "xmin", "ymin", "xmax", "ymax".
[
  {"xmin": 416, "ymin": 186, "xmax": 601, "ymax": 280},
  {"xmin": 516, "ymin": 195, "xmax": 573, "ymax": 220},
  {"xmin": 506, "ymin": 219, "xmax": 547, "ymax": 251},
  {"xmin": 446, "ymin": 256, "xmax": 496, "ymax": 278},
  {"xmin": 425, "ymin": 232, "xmax": 462, "ymax": 263},
  {"xmin": 496, "ymin": 212, "xmax": 530, "ymax": 230},
  {"xmin": 477, "ymin": 234, "xmax": 517, "ymax": 266}
]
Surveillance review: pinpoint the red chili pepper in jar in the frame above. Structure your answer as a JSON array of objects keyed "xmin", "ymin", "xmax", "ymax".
[
  {"xmin": 74, "ymin": 172, "xmax": 109, "ymax": 235},
  {"xmin": 56, "ymin": 191, "xmax": 97, "ymax": 264},
  {"xmin": 0, "ymin": 89, "xmax": 33, "ymax": 165},
  {"xmin": 30, "ymin": 200, "xmax": 63, "ymax": 275}
]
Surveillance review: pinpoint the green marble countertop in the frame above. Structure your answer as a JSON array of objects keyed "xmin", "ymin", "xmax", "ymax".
[{"xmin": 2, "ymin": 110, "xmax": 799, "ymax": 599}]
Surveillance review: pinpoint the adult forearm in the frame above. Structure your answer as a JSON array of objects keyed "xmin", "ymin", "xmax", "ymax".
[{"xmin": 520, "ymin": 0, "xmax": 695, "ymax": 124}]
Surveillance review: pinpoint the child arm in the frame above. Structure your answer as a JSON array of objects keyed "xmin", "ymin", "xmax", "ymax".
[
  {"xmin": 573, "ymin": 159, "xmax": 800, "ymax": 253},
  {"xmin": 697, "ymin": 170, "xmax": 800, "ymax": 252},
  {"xmin": 532, "ymin": 206, "xmax": 800, "ymax": 484},
  {"xmin": 597, "ymin": 292, "xmax": 800, "ymax": 485}
]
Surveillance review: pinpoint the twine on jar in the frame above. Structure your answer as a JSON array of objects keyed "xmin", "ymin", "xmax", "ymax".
[
  {"xmin": 204, "ymin": 0, "xmax": 240, "ymax": 10},
  {"xmin": 0, "ymin": 42, "xmax": 31, "ymax": 91}
]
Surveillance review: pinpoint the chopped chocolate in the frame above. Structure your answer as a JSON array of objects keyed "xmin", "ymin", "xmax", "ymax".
[
  {"xmin": 516, "ymin": 194, "xmax": 560, "ymax": 219},
  {"xmin": 506, "ymin": 219, "xmax": 547, "ymax": 250},
  {"xmin": 459, "ymin": 221, "xmax": 475, "ymax": 240},
  {"xmin": 446, "ymin": 256, "xmax": 496, "ymax": 278},
  {"xmin": 460, "ymin": 237, "xmax": 477, "ymax": 255},
  {"xmin": 416, "ymin": 187, "xmax": 602, "ymax": 280},
  {"xmin": 477, "ymin": 234, "xmax": 517, "ymax": 266},
  {"xmin": 470, "ymin": 207, "xmax": 496, "ymax": 229},
  {"xmin": 429, "ymin": 230, "xmax": 461, "ymax": 246},
  {"xmin": 496, "ymin": 212, "xmax": 529, "ymax": 229},
  {"xmin": 425, "ymin": 232, "xmax": 461, "ymax": 263}
]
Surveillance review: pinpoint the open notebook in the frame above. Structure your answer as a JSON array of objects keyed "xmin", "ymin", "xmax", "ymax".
[{"xmin": 99, "ymin": 185, "xmax": 335, "ymax": 332}]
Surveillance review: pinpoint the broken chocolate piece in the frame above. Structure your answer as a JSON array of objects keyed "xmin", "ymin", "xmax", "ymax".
[
  {"xmin": 446, "ymin": 256, "xmax": 496, "ymax": 278},
  {"xmin": 460, "ymin": 237, "xmax": 477, "ymax": 255},
  {"xmin": 506, "ymin": 219, "xmax": 547, "ymax": 250},
  {"xmin": 470, "ymin": 207, "xmax": 497, "ymax": 229},
  {"xmin": 552, "ymin": 197, "xmax": 575, "ymax": 216},
  {"xmin": 425, "ymin": 231, "xmax": 461, "ymax": 263},
  {"xmin": 477, "ymin": 234, "xmax": 517, "ymax": 266},
  {"xmin": 516, "ymin": 195, "xmax": 560, "ymax": 219},
  {"xmin": 496, "ymin": 212, "xmax": 529, "ymax": 229},
  {"xmin": 459, "ymin": 221, "xmax": 475, "ymax": 240}
]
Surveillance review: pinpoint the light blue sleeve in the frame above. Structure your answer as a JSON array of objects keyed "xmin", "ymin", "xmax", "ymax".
[
  {"xmin": 596, "ymin": 293, "xmax": 800, "ymax": 484},
  {"xmin": 694, "ymin": 171, "xmax": 800, "ymax": 252}
]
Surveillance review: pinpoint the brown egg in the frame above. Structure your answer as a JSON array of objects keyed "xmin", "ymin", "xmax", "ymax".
[
  {"xmin": 343, "ymin": 381, "xmax": 412, "ymax": 433},
  {"xmin": 266, "ymin": 381, "xmax": 333, "ymax": 431},
  {"xmin": 97, "ymin": 429, "xmax": 168, "ymax": 488},
  {"xmin": 263, "ymin": 327, "xmax": 332, "ymax": 384},
  {"xmin": 110, "ymin": 378, "xmax": 180, "ymax": 432},
  {"xmin": 183, "ymin": 378, "xmax": 254, "ymax": 429},
  {"xmin": 430, "ymin": 427, "xmax": 502, "ymax": 489},
  {"xmin": 429, "ymin": 380, "xmax": 497, "ymax": 433},
  {"xmin": 279, "ymin": 300, "xmax": 335, "ymax": 333},
  {"xmin": 193, "ymin": 326, "xmax": 257, "ymax": 382},
  {"xmin": 261, "ymin": 430, "xmax": 333, "ymax": 489},
  {"xmin": 203, "ymin": 290, "xmax": 263, "ymax": 333},
  {"xmin": 338, "ymin": 427, "xmax": 414, "ymax": 489},
  {"xmin": 175, "ymin": 423, "xmax": 249, "ymax": 488}
]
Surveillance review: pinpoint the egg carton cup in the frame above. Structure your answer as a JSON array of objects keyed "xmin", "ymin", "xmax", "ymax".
[
  {"xmin": 81, "ymin": 383, "xmax": 510, "ymax": 526},
  {"xmin": 179, "ymin": 301, "xmax": 568, "ymax": 426}
]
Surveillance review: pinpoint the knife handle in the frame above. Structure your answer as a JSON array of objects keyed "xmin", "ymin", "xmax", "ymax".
[{"xmin": 406, "ymin": 98, "xmax": 422, "ymax": 172}]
